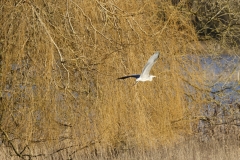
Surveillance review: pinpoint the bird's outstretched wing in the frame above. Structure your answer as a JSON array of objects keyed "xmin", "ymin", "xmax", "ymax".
[
  {"xmin": 117, "ymin": 74, "xmax": 140, "ymax": 80},
  {"xmin": 140, "ymin": 52, "xmax": 159, "ymax": 78}
]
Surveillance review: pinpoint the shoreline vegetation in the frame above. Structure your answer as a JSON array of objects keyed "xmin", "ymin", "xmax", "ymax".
[{"xmin": 1, "ymin": 0, "xmax": 240, "ymax": 159}]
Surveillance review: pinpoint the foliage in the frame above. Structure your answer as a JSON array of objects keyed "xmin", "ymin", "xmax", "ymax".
[{"xmin": 2, "ymin": 0, "xmax": 239, "ymax": 159}]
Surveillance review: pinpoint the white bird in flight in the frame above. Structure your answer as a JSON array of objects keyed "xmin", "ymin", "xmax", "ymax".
[{"xmin": 118, "ymin": 51, "xmax": 159, "ymax": 82}]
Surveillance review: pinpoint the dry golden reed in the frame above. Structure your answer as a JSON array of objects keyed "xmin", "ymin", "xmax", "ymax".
[{"xmin": 0, "ymin": 0, "xmax": 206, "ymax": 158}]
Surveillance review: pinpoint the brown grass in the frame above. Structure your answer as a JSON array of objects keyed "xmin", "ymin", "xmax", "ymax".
[
  {"xmin": 2, "ymin": 0, "xmax": 238, "ymax": 159},
  {"xmin": 0, "ymin": 137, "xmax": 239, "ymax": 160}
]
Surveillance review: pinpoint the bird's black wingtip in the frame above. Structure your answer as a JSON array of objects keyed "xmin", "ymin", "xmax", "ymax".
[{"xmin": 117, "ymin": 75, "xmax": 140, "ymax": 80}]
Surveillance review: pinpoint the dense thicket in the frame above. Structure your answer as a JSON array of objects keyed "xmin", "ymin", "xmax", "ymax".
[{"xmin": 0, "ymin": 0, "xmax": 239, "ymax": 159}]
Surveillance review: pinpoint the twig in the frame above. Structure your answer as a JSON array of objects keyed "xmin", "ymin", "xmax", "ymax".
[
  {"xmin": 70, "ymin": 0, "xmax": 113, "ymax": 43},
  {"xmin": 31, "ymin": 5, "xmax": 64, "ymax": 62},
  {"xmin": 0, "ymin": 128, "xmax": 25, "ymax": 159},
  {"xmin": 66, "ymin": 0, "xmax": 76, "ymax": 34},
  {"xmin": 31, "ymin": 4, "xmax": 70, "ymax": 90}
]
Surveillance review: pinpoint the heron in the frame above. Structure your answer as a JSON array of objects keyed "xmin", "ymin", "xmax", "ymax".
[{"xmin": 118, "ymin": 51, "xmax": 159, "ymax": 83}]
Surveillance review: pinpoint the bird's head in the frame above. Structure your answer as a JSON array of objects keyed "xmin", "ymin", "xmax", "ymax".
[{"xmin": 149, "ymin": 75, "xmax": 156, "ymax": 81}]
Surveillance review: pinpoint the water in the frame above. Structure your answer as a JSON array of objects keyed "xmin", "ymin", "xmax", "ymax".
[{"xmin": 198, "ymin": 54, "xmax": 240, "ymax": 140}]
